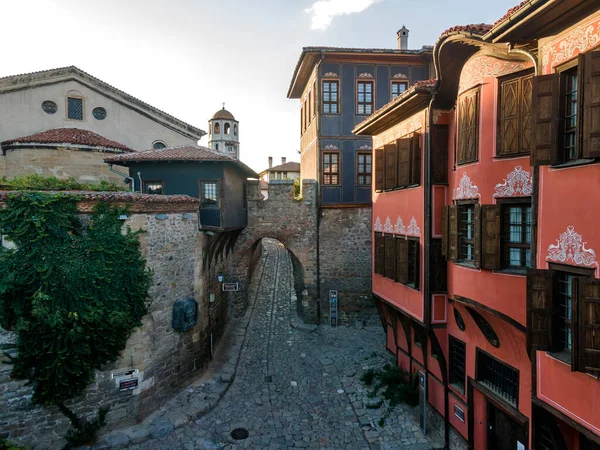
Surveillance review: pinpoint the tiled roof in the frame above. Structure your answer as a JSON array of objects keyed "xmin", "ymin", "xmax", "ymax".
[
  {"xmin": 104, "ymin": 145, "xmax": 259, "ymax": 178},
  {"xmin": 300, "ymin": 45, "xmax": 434, "ymax": 55},
  {"xmin": 493, "ymin": 1, "xmax": 530, "ymax": 28},
  {"xmin": 441, "ymin": 23, "xmax": 493, "ymax": 36},
  {"xmin": 211, "ymin": 108, "xmax": 236, "ymax": 120},
  {"xmin": 261, "ymin": 162, "xmax": 300, "ymax": 173},
  {"xmin": 2, "ymin": 128, "xmax": 132, "ymax": 152}
]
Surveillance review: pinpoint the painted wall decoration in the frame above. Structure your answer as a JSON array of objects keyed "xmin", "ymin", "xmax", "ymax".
[
  {"xmin": 359, "ymin": 145, "xmax": 373, "ymax": 150},
  {"xmin": 542, "ymin": 16, "xmax": 600, "ymax": 72},
  {"xmin": 407, "ymin": 217, "xmax": 421, "ymax": 237},
  {"xmin": 392, "ymin": 73, "xmax": 409, "ymax": 79},
  {"xmin": 323, "ymin": 72, "xmax": 338, "ymax": 78},
  {"xmin": 452, "ymin": 173, "xmax": 480, "ymax": 200},
  {"xmin": 324, "ymin": 144, "xmax": 339, "ymax": 150},
  {"xmin": 547, "ymin": 226, "xmax": 598, "ymax": 269},
  {"xmin": 458, "ymin": 56, "xmax": 527, "ymax": 94},
  {"xmin": 383, "ymin": 217, "xmax": 394, "ymax": 233},
  {"xmin": 493, "ymin": 166, "xmax": 533, "ymax": 197},
  {"xmin": 358, "ymin": 73, "xmax": 374, "ymax": 78},
  {"xmin": 394, "ymin": 217, "xmax": 406, "ymax": 234},
  {"xmin": 374, "ymin": 216, "xmax": 383, "ymax": 232}
]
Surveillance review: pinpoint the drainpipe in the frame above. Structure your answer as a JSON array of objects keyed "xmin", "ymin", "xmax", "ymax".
[
  {"xmin": 507, "ymin": 45, "xmax": 539, "ymax": 76},
  {"xmin": 108, "ymin": 164, "xmax": 135, "ymax": 192},
  {"xmin": 137, "ymin": 172, "xmax": 143, "ymax": 194}
]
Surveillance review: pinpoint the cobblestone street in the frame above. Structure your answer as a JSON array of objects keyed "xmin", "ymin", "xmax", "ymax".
[{"xmin": 120, "ymin": 238, "xmax": 437, "ymax": 450}]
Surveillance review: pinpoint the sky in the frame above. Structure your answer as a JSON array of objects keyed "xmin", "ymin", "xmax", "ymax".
[{"xmin": 1, "ymin": 0, "xmax": 520, "ymax": 173}]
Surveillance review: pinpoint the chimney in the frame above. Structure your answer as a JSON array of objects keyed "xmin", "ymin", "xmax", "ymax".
[
  {"xmin": 268, "ymin": 156, "xmax": 273, "ymax": 168},
  {"xmin": 397, "ymin": 25, "xmax": 409, "ymax": 50},
  {"xmin": 281, "ymin": 157, "xmax": 287, "ymax": 165}
]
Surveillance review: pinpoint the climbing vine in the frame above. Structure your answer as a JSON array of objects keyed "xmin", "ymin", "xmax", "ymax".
[{"xmin": 0, "ymin": 193, "xmax": 151, "ymax": 445}]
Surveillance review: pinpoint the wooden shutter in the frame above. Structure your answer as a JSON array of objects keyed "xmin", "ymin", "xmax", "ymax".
[
  {"xmin": 374, "ymin": 233, "xmax": 385, "ymax": 275},
  {"xmin": 582, "ymin": 50, "xmax": 600, "ymax": 158},
  {"xmin": 375, "ymin": 149, "xmax": 384, "ymax": 191},
  {"xmin": 396, "ymin": 138, "xmax": 411, "ymax": 187},
  {"xmin": 396, "ymin": 237, "xmax": 408, "ymax": 284},
  {"xmin": 481, "ymin": 205, "xmax": 501, "ymax": 270},
  {"xmin": 473, "ymin": 203, "xmax": 481, "ymax": 269},
  {"xmin": 384, "ymin": 235, "xmax": 396, "ymax": 279},
  {"xmin": 385, "ymin": 143, "xmax": 397, "ymax": 190},
  {"xmin": 499, "ymin": 78, "xmax": 520, "ymax": 156},
  {"xmin": 573, "ymin": 278, "xmax": 600, "ymax": 373},
  {"xmin": 431, "ymin": 125, "xmax": 449, "ymax": 184},
  {"xmin": 413, "ymin": 240, "xmax": 421, "ymax": 290},
  {"xmin": 531, "ymin": 74, "xmax": 560, "ymax": 165},
  {"xmin": 410, "ymin": 132, "xmax": 421, "ymax": 185},
  {"xmin": 441, "ymin": 205, "xmax": 449, "ymax": 257},
  {"xmin": 448, "ymin": 206, "xmax": 458, "ymax": 261},
  {"xmin": 526, "ymin": 269, "xmax": 554, "ymax": 353},
  {"xmin": 520, "ymin": 75, "xmax": 534, "ymax": 154},
  {"xmin": 458, "ymin": 89, "xmax": 479, "ymax": 164}
]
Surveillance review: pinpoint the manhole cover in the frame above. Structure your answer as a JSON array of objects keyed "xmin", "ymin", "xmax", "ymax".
[{"xmin": 231, "ymin": 428, "xmax": 249, "ymax": 440}]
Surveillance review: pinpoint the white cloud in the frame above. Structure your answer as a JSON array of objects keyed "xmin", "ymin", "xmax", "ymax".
[{"xmin": 305, "ymin": 0, "xmax": 384, "ymax": 31}]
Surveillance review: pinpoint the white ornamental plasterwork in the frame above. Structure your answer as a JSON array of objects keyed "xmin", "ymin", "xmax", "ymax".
[
  {"xmin": 406, "ymin": 217, "xmax": 421, "ymax": 237},
  {"xmin": 394, "ymin": 217, "xmax": 406, "ymax": 234},
  {"xmin": 392, "ymin": 73, "xmax": 408, "ymax": 79},
  {"xmin": 542, "ymin": 19, "xmax": 600, "ymax": 71},
  {"xmin": 383, "ymin": 217, "xmax": 394, "ymax": 233},
  {"xmin": 323, "ymin": 72, "xmax": 338, "ymax": 78},
  {"xmin": 493, "ymin": 166, "xmax": 533, "ymax": 198},
  {"xmin": 374, "ymin": 216, "xmax": 383, "ymax": 232},
  {"xmin": 358, "ymin": 73, "xmax": 374, "ymax": 78},
  {"xmin": 458, "ymin": 56, "xmax": 526, "ymax": 94},
  {"xmin": 547, "ymin": 226, "xmax": 598, "ymax": 268},
  {"xmin": 324, "ymin": 144, "xmax": 339, "ymax": 150},
  {"xmin": 359, "ymin": 145, "xmax": 372, "ymax": 150},
  {"xmin": 452, "ymin": 173, "xmax": 480, "ymax": 200}
]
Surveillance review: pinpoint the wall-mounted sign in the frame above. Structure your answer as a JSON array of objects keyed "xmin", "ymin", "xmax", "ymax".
[
  {"xmin": 222, "ymin": 283, "xmax": 239, "ymax": 292},
  {"xmin": 454, "ymin": 405, "xmax": 465, "ymax": 423},
  {"xmin": 111, "ymin": 369, "xmax": 139, "ymax": 379},
  {"xmin": 119, "ymin": 377, "xmax": 139, "ymax": 391},
  {"xmin": 329, "ymin": 290, "xmax": 338, "ymax": 327}
]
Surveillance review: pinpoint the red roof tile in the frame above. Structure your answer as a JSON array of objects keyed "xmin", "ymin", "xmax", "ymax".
[
  {"xmin": 261, "ymin": 161, "xmax": 301, "ymax": 174},
  {"xmin": 493, "ymin": 1, "xmax": 530, "ymax": 28},
  {"xmin": 441, "ymin": 23, "xmax": 493, "ymax": 37},
  {"xmin": 2, "ymin": 128, "xmax": 132, "ymax": 152}
]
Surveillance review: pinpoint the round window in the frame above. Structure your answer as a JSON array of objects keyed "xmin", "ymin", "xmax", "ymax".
[
  {"xmin": 153, "ymin": 141, "xmax": 166, "ymax": 149},
  {"xmin": 41, "ymin": 100, "xmax": 57, "ymax": 114},
  {"xmin": 93, "ymin": 107, "xmax": 107, "ymax": 120}
]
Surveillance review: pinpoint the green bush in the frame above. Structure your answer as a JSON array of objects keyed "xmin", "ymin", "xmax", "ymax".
[
  {"xmin": 0, "ymin": 174, "xmax": 126, "ymax": 192},
  {"xmin": 0, "ymin": 193, "xmax": 151, "ymax": 446}
]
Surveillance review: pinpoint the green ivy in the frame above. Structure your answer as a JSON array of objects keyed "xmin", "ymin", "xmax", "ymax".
[
  {"xmin": 0, "ymin": 174, "xmax": 126, "ymax": 192},
  {"xmin": 0, "ymin": 193, "xmax": 151, "ymax": 445}
]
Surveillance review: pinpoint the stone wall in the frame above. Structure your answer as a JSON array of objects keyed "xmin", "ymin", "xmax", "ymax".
[
  {"xmin": 319, "ymin": 206, "xmax": 376, "ymax": 326},
  {"xmin": 0, "ymin": 192, "xmax": 227, "ymax": 449}
]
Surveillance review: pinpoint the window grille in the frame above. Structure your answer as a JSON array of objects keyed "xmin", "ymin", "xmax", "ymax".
[
  {"xmin": 449, "ymin": 337, "xmax": 466, "ymax": 392},
  {"xmin": 68, "ymin": 97, "xmax": 83, "ymax": 120},
  {"xmin": 476, "ymin": 350, "xmax": 519, "ymax": 406}
]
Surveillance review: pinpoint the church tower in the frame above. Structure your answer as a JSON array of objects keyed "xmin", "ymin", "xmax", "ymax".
[{"xmin": 208, "ymin": 105, "xmax": 239, "ymax": 159}]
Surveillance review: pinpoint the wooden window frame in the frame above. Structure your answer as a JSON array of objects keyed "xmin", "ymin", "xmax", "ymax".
[
  {"xmin": 457, "ymin": 87, "xmax": 480, "ymax": 165},
  {"xmin": 391, "ymin": 80, "xmax": 409, "ymax": 100},
  {"xmin": 322, "ymin": 151, "xmax": 340, "ymax": 185},
  {"xmin": 356, "ymin": 152, "xmax": 372, "ymax": 186},
  {"xmin": 322, "ymin": 79, "xmax": 340, "ymax": 115},
  {"xmin": 496, "ymin": 197, "xmax": 532, "ymax": 272},
  {"xmin": 374, "ymin": 232, "xmax": 385, "ymax": 275},
  {"xmin": 407, "ymin": 237, "xmax": 420, "ymax": 290},
  {"xmin": 449, "ymin": 336, "xmax": 466, "ymax": 394},
  {"xmin": 497, "ymin": 69, "xmax": 534, "ymax": 157},
  {"xmin": 558, "ymin": 63, "xmax": 582, "ymax": 163},
  {"xmin": 199, "ymin": 179, "xmax": 222, "ymax": 209},
  {"xmin": 356, "ymin": 79, "xmax": 374, "ymax": 116},
  {"xmin": 457, "ymin": 201, "xmax": 477, "ymax": 266},
  {"xmin": 142, "ymin": 180, "xmax": 164, "ymax": 195},
  {"xmin": 384, "ymin": 234, "xmax": 396, "ymax": 280},
  {"xmin": 475, "ymin": 348, "xmax": 520, "ymax": 407},
  {"xmin": 300, "ymin": 104, "xmax": 304, "ymax": 136},
  {"xmin": 313, "ymin": 80, "xmax": 317, "ymax": 118},
  {"xmin": 66, "ymin": 95, "xmax": 85, "ymax": 121}
]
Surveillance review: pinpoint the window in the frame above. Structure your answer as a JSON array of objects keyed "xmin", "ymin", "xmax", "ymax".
[
  {"xmin": 498, "ymin": 72, "xmax": 533, "ymax": 156},
  {"xmin": 392, "ymin": 81, "xmax": 408, "ymax": 99},
  {"xmin": 224, "ymin": 123, "xmax": 230, "ymax": 135},
  {"xmin": 41, "ymin": 100, "xmax": 57, "ymax": 114},
  {"xmin": 322, "ymin": 80, "xmax": 339, "ymax": 114},
  {"xmin": 357, "ymin": 81, "xmax": 374, "ymax": 115},
  {"xmin": 476, "ymin": 350, "xmax": 519, "ymax": 406},
  {"xmin": 234, "ymin": 124, "xmax": 238, "ymax": 136},
  {"xmin": 374, "ymin": 232, "xmax": 384, "ymax": 275},
  {"xmin": 381, "ymin": 235, "xmax": 420, "ymax": 290},
  {"xmin": 300, "ymin": 104, "xmax": 304, "ymax": 134},
  {"xmin": 322, "ymin": 152, "xmax": 339, "ymax": 185},
  {"xmin": 384, "ymin": 234, "xmax": 395, "ymax": 279},
  {"xmin": 304, "ymin": 99, "xmax": 308, "ymax": 129},
  {"xmin": 200, "ymin": 181, "xmax": 219, "ymax": 208},
  {"xmin": 313, "ymin": 80, "xmax": 317, "ymax": 116},
  {"xmin": 458, "ymin": 204, "xmax": 476, "ymax": 264},
  {"xmin": 501, "ymin": 201, "xmax": 532, "ymax": 270},
  {"xmin": 374, "ymin": 132, "xmax": 421, "ymax": 191},
  {"xmin": 153, "ymin": 141, "xmax": 166, "ymax": 149},
  {"xmin": 457, "ymin": 88, "xmax": 479, "ymax": 164},
  {"xmin": 413, "ymin": 323, "xmax": 425, "ymax": 347},
  {"xmin": 467, "ymin": 307, "xmax": 500, "ymax": 347},
  {"xmin": 92, "ymin": 107, "xmax": 107, "ymax": 120},
  {"xmin": 454, "ymin": 308, "xmax": 466, "ymax": 331},
  {"xmin": 357, "ymin": 152, "xmax": 372, "ymax": 185},
  {"xmin": 407, "ymin": 238, "xmax": 420, "ymax": 289},
  {"xmin": 308, "ymin": 90, "xmax": 313, "ymax": 122},
  {"xmin": 531, "ymin": 49, "xmax": 600, "ymax": 165},
  {"xmin": 214, "ymin": 123, "xmax": 220, "ymax": 134},
  {"xmin": 216, "ymin": 143, "xmax": 219, "ymax": 151},
  {"xmin": 527, "ymin": 266, "xmax": 600, "ymax": 373},
  {"xmin": 143, "ymin": 180, "xmax": 164, "ymax": 195},
  {"xmin": 449, "ymin": 337, "xmax": 466, "ymax": 393},
  {"xmin": 67, "ymin": 97, "xmax": 83, "ymax": 120}
]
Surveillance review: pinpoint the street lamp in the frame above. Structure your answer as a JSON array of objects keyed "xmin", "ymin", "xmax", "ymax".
[{"xmin": 217, "ymin": 272, "xmax": 224, "ymax": 283}]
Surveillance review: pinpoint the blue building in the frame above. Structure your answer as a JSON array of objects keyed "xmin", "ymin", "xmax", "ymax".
[{"xmin": 104, "ymin": 145, "xmax": 257, "ymax": 231}]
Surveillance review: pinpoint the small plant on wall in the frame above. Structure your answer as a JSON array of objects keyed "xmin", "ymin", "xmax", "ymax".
[{"xmin": 0, "ymin": 193, "xmax": 152, "ymax": 448}]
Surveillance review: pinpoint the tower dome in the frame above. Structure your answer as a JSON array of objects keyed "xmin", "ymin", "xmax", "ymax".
[{"xmin": 208, "ymin": 104, "xmax": 239, "ymax": 159}]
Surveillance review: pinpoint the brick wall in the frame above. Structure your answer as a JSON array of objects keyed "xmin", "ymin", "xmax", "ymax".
[{"xmin": 0, "ymin": 193, "xmax": 227, "ymax": 448}]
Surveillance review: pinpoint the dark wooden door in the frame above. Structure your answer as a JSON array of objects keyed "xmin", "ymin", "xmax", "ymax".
[{"xmin": 488, "ymin": 403, "xmax": 527, "ymax": 450}]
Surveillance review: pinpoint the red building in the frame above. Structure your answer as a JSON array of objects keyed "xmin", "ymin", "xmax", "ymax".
[{"xmin": 354, "ymin": 1, "xmax": 600, "ymax": 449}]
